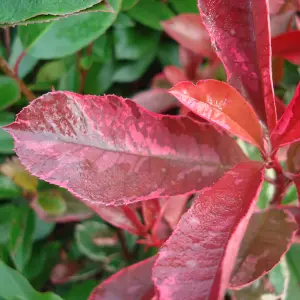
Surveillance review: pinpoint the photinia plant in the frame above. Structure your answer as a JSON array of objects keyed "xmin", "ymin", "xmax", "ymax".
[{"xmin": 2, "ymin": 0, "xmax": 300, "ymax": 299}]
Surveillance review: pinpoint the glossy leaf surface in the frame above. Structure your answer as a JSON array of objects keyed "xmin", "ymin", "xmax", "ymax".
[
  {"xmin": 18, "ymin": 0, "xmax": 121, "ymax": 59},
  {"xmin": 230, "ymin": 208, "xmax": 297, "ymax": 288},
  {"xmin": 271, "ymin": 84, "xmax": 300, "ymax": 151},
  {"xmin": 0, "ymin": 76, "xmax": 20, "ymax": 111},
  {"xmin": 198, "ymin": 0, "xmax": 277, "ymax": 130},
  {"xmin": 153, "ymin": 162, "xmax": 264, "ymax": 300},
  {"xmin": 169, "ymin": 80, "xmax": 264, "ymax": 150},
  {"xmin": 4, "ymin": 91, "xmax": 247, "ymax": 206},
  {"xmin": 161, "ymin": 14, "xmax": 214, "ymax": 58},
  {"xmin": 89, "ymin": 256, "xmax": 156, "ymax": 300},
  {"xmin": 272, "ymin": 31, "xmax": 300, "ymax": 65}
]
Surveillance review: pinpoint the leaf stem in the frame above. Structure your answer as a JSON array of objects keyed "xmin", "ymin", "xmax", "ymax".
[
  {"xmin": 270, "ymin": 157, "xmax": 287, "ymax": 204},
  {"xmin": 4, "ymin": 27, "xmax": 11, "ymax": 57},
  {"xmin": 0, "ymin": 55, "xmax": 36, "ymax": 102},
  {"xmin": 115, "ymin": 228, "xmax": 132, "ymax": 262}
]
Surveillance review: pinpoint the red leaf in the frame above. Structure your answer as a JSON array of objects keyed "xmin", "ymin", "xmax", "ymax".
[
  {"xmin": 151, "ymin": 73, "xmax": 172, "ymax": 89},
  {"xmin": 132, "ymin": 88, "xmax": 179, "ymax": 113},
  {"xmin": 270, "ymin": 10, "xmax": 295, "ymax": 37},
  {"xmin": 4, "ymin": 92, "xmax": 247, "ymax": 206},
  {"xmin": 89, "ymin": 256, "xmax": 156, "ymax": 300},
  {"xmin": 268, "ymin": 0, "xmax": 286, "ymax": 15},
  {"xmin": 51, "ymin": 261, "xmax": 80, "ymax": 285},
  {"xmin": 272, "ymin": 31, "xmax": 300, "ymax": 65},
  {"xmin": 271, "ymin": 84, "xmax": 300, "ymax": 151},
  {"xmin": 87, "ymin": 204, "xmax": 141, "ymax": 235},
  {"xmin": 179, "ymin": 47, "xmax": 204, "ymax": 80},
  {"xmin": 279, "ymin": 206, "xmax": 300, "ymax": 239},
  {"xmin": 287, "ymin": 141, "xmax": 300, "ymax": 173},
  {"xmin": 152, "ymin": 162, "xmax": 264, "ymax": 300},
  {"xmin": 163, "ymin": 66, "xmax": 187, "ymax": 86},
  {"xmin": 142, "ymin": 199, "xmax": 161, "ymax": 230},
  {"xmin": 198, "ymin": 0, "xmax": 277, "ymax": 130},
  {"xmin": 229, "ymin": 208, "xmax": 297, "ymax": 289},
  {"xmin": 161, "ymin": 14, "xmax": 214, "ymax": 58},
  {"xmin": 275, "ymin": 95, "xmax": 286, "ymax": 119},
  {"xmin": 169, "ymin": 80, "xmax": 264, "ymax": 151}
]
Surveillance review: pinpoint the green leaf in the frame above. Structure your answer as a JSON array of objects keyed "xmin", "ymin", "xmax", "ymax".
[
  {"xmin": 9, "ymin": 206, "xmax": 35, "ymax": 271},
  {"xmin": 0, "ymin": 259, "xmax": 63, "ymax": 300},
  {"xmin": 283, "ymin": 184, "xmax": 298, "ymax": 204},
  {"xmin": 0, "ymin": 112, "xmax": 15, "ymax": 154},
  {"xmin": 23, "ymin": 242, "xmax": 60, "ymax": 289},
  {"xmin": 113, "ymin": 13, "xmax": 135, "ymax": 27},
  {"xmin": 36, "ymin": 60, "xmax": 65, "ymax": 83},
  {"xmin": 0, "ymin": 0, "xmax": 111, "ymax": 25},
  {"xmin": 122, "ymin": 0, "xmax": 140, "ymax": 11},
  {"xmin": 127, "ymin": 0, "xmax": 174, "ymax": 30},
  {"xmin": 8, "ymin": 37, "xmax": 38, "ymax": 79},
  {"xmin": 0, "ymin": 176, "xmax": 21, "ymax": 200},
  {"xmin": 169, "ymin": 0, "xmax": 199, "ymax": 13},
  {"xmin": 33, "ymin": 215, "xmax": 55, "ymax": 241},
  {"xmin": 113, "ymin": 43, "xmax": 158, "ymax": 82},
  {"xmin": 64, "ymin": 280, "xmax": 98, "ymax": 300},
  {"xmin": 75, "ymin": 220, "xmax": 118, "ymax": 261},
  {"xmin": 59, "ymin": 65, "xmax": 80, "ymax": 92},
  {"xmin": 0, "ymin": 204, "xmax": 16, "ymax": 244},
  {"xmin": 37, "ymin": 191, "xmax": 67, "ymax": 216},
  {"xmin": 157, "ymin": 40, "xmax": 180, "ymax": 67},
  {"xmin": 0, "ymin": 76, "xmax": 20, "ymax": 111},
  {"xmin": 114, "ymin": 26, "xmax": 160, "ymax": 60},
  {"xmin": 18, "ymin": 0, "xmax": 121, "ymax": 59},
  {"xmin": 92, "ymin": 34, "xmax": 113, "ymax": 62}
]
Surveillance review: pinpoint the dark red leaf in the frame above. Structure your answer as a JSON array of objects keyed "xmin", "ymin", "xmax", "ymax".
[
  {"xmin": 89, "ymin": 256, "xmax": 156, "ymax": 300},
  {"xmin": 51, "ymin": 261, "xmax": 80, "ymax": 285},
  {"xmin": 279, "ymin": 206, "xmax": 300, "ymax": 239},
  {"xmin": 163, "ymin": 66, "xmax": 187, "ymax": 86},
  {"xmin": 229, "ymin": 208, "xmax": 297, "ymax": 289},
  {"xmin": 179, "ymin": 47, "xmax": 204, "ymax": 80},
  {"xmin": 169, "ymin": 80, "xmax": 264, "ymax": 151},
  {"xmin": 272, "ymin": 31, "xmax": 300, "ymax": 64},
  {"xmin": 132, "ymin": 88, "xmax": 179, "ymax": 113},
  {"xmin": 151, "ymin": 73, "xmax": 172, "ymax": 89},
  {"xmin": 198, "ymin": 0, "xmax": 277, "ymax": 130},
  {"xmin": 287, "ymin": 141, "xmax": 300, "ymax": 173},
  {"xmin": 4, "ymin": 92, "xmax": 247, "ymax": 206},
  {"xmin": 142, "ymin": 199, "xmax": 161, "ymax": 230},
  {"xmin": 152, "ymin": 162, "xmax": 264, "ymax": 300},
  {"xmin": 161, "ymin": 14, "xmax": 214, "ymax": 58},
  {"xmin": 275, "ymin": 95, "xmax": 286, "ymax": 119},
  {"xmin": 271, "ymin": 84, "xmax": 300, "ymax": 151}
]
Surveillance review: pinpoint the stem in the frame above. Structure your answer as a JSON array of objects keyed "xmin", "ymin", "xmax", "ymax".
[
  {"xmin": 121, "ymin": 206, "xmax": 147, "ymax": 235},
  {"xmin": 4, "ymin": 27, "xmax": 11, "ymax": 57},
  {"xmin": 115, "ymin": 228, "xmax": 132, "ymax": 262},
  {"xmin": 270, "ymin": 157, "xmax": 287, "ymax": 205},
  {"xmin": 77, "ymin": 43, "xmax": 93, "ymax": 94},
  {"xmin": 0, "ymin": 55, "xmax": 36, "ymax": 102},
  {"xmin": 14, "ymin": 51, "xmax": 26, "ymax": 76}
]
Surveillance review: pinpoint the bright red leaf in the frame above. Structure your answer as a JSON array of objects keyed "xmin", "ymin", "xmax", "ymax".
[
  {"xmin": 161, "ymin": 14, "xmax": 214, "ymax": 58},
  {"xmin": 4, "ymin": 92, "xmax": 247, "ymax": 206},
  {"xmin": 272, "ymin": 31, "xmax": 300, "ymax": 65},
  {"xmin": 152, "ymin": 162, "xmax": 264, "ymax": 300},
  {"xmin": 198, "ymin": 0, "xmax": 277, "ymax": 130},
  {"xmin": 229, "ymin": 208, "xmax": 297, "ymax": 289},
  {"xmin": 89, "ymin": 256, "xmax": 156, "ymax": 300},
  {"xmin": 132, "ymin": 88, "xmax": 179, "ymax": 113},
  {"xmin": 169, "ymin": 80, "xmax": 264, "ymax": 151},
  {"xmin": 163, "ymin": 66, "xmax": 187, "ymax": 86},
  {"xmin": 271, "ymin": 84, "xmax": 300, "ymax": 151}
]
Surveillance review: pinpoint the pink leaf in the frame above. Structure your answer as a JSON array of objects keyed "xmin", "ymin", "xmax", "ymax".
[
  {"xmin": 89, "ymin": 256, "xmax": 156, "ymax": 300},
  {"xmin": 162, "ymin": 195, "xmax": 189, "ymax": 230},
  {"xmin": 229, "ymin": 208, "xmax": 297, "ymax": 289},
  {"xmin": 132, "ymin": 88, "xmax": 179, "ymax": 113},
  {"xmin": 267, "ymin": 0, "xmax": 286, "ymax": 15},
  {"xmin": 4, "ymin": 92, "xmax": 247, "ymax": 206},
  {"xmin": 142, "ymin": 199, "xmax": 161, "ymax": 230},
  {"xmin": 161, "ymin": 14, "xmax": 214, "ymax": 58},
  {"xmin": 287, "ymin": 141, "xmax": 300, "ymax": 174},
  {"xmin": 198, "ymin": 0, "xmax": 277, "ymax": 130},
  {"xmin": 279, "ymin": 206, "xmax": 300, "ymax": 239},
  {"xmin": 163, "ymin": 66, "xmax": 187, "ymax": 86},
  {"xmin": 87, "ymin": 203, "xmax": 140, "ymax": 235},
  {"xmin": 272, "ymin": 31, "xmax": 300, "ymax": 65},
  {"xmin": 270, "ymin": 10, "xmax": 295, "ymax": 37},
  {"xmin": 151, "ymin": 73, "xmax": 172, "ymax": 89},
  {"xmin": 152, "ymin": 162, "xmax": 264, "ymax": 300},
  {"xmin": 271, "ymin": 84, "xmax": 300, "ymax": 151},
  {"xmin": 169, "ymin": 80, "xmax": 264, "ymax": 151}
]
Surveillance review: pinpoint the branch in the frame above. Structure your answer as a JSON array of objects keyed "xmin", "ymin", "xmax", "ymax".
[{"xmin": 0, "ymin": 55, "xmax": 36, "ymax": 102}]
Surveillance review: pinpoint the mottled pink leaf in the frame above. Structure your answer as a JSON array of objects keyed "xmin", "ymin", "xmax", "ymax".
[
  {"xmin": 271, "ymin": 84, "xmax": 300, "ymax": 151},
  {"xmin": 132, "ymin": 88, "xmax": 179, "ymax": 113},
  {"xmin": 268, "ymin": 0, "xmax": 286, "ymax": 15},
  {"xmin": 198, "ymin": 0, "xmax": 277, "ymax": 130},
  {"xmin": 270, "ymin": 10, "xmax": 295, "ymax": 36},
  {"xmin": 163, "ymin": 66, "xmax": 187, "ymax": 86},
  {"xmin": 161, "ymin": 14, "xmax": 214, "ymax": 58},
  {"xmin": 229, "ymin": 208, "xmax": 297, "ymax": 289},
  {"xmin": 272, "ymin": 31, "xmax": 300, "ymax": 64},
  {"xmin": 89, "ymin": 256, "xmax": 156, "ymax": 300},
  {"xmin": 279, "ymin": 206, "xmax": 300, "ymax": 239},
  {"xmin": 87, "ymin": 203, "xmax": 140, "ymax": 235},
  {"xmin": 153, "ymin": 162, "xmax": 264, "ymax": 300},
  {"xmin": 169, "ymin": 80, "xmax": 264, "ymax": 151},
  {"xmin": 162, "ymin": 195, "xmax": 189, "ymax": 230},
  {"xmin": 4, "ymin": 92, "xmax": 247, "ymax": 206}
]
